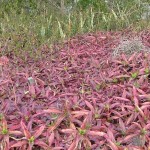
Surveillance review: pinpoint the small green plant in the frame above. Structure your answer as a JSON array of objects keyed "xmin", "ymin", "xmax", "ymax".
[
  {"xmin": 112, "ymin": 78, "xmax": 118, "ymax": 83},
  {"xmin": 145, "ymin": 67, "xmax": 149, "ymax": 74},
  {"xmin": 1, "ymin": 128, "xmax": 8, "ymax": 135},
  {"xmin": 115, "ymin": 141, "xmax": 121, "ymax": 146},
  {"xmin": 134, "ymin": 106, "xmax": 139, "ymax": 112},
  {"xmin": 131, "ymin": 72, "xmax": 138, "ymax": 79},
  {"xmin": 121, "ymin": 130, "xmax": 126, "ymax": 136},
  {"xmin": 28, "ymin": 136, "xmax": 35, "ymax": 143},
  {"xmin": 78, "ymin": 128, "xmax": 86, "ymax": 135},
  {"xmin": 104, "ymin": 104, "xmax": 110, "ymax": 111},
  {"xmin": 63, "ymin": 66, "xmax": 68, "ymax": 71},
  {"xmin": 94, "ymin": 113, "xmax": 100, "ymax": 119},
  {"xmin": 25, "ymin": 116, "xmax": 29, "ymax": 121},
  {"xmin": 95, "ymin": 84, "xmax": 101, "ymax": 91},
  {"xmin": 140, "ymin": 128, "xmax": 147, "ymax": 136}
]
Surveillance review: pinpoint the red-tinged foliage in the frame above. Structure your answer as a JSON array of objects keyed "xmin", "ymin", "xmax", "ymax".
[
  {"xmin": 0, "ymin": 30, "xmax": 150, "ymax": 149},
  {"xmin": 10, "ymin": 121, "xmax": 46, "ymax": 149},
  {"xmin": 0, "ymin": 56, "xmax": 9, "ymax": 66}
]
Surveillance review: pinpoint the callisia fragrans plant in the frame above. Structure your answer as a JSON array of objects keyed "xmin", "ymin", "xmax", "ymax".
[{"xmin": 0, "ymin": 31, "xmax": 150, "ymax": 150}]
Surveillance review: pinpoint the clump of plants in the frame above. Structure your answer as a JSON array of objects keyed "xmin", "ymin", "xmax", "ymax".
[{"xmin": 0, "ymin": 31, "xmax": 150, "ymax": 149}]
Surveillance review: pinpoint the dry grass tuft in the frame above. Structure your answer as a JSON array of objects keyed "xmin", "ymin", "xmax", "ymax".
[{"xmin": 112, "ymin": 36, "xmax": 150, "ymax": 57}]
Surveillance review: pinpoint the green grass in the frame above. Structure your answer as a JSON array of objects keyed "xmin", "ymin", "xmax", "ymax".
[{"xmin": 0, "ymin": 0, "xmax": 149, "ymax": 58}]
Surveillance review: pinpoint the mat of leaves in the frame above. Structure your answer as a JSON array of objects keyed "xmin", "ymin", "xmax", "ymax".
[{"xmin": 0, "ymin": 31, "xmax": 150, "ymax": 150}]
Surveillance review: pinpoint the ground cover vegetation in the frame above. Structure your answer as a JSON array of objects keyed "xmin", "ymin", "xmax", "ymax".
[{"xmin": 0, "ymin": 0, "xmax": 150, "ymax": 149}]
